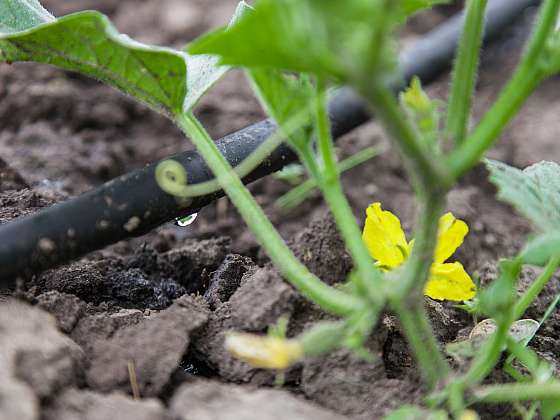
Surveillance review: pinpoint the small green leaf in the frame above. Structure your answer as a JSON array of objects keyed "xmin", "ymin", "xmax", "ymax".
[
  {"xmin": 0, "ymin": 1, "xmax": 245, "ymax": 116},
  {"xmin": 542, "ymin": 397, "xmax": 560, "ymax": 420},
  {"xmin": 189, "ymin": 0, "xmax": 398, "ymax": 82},
  {"xmin": 520, "ymin": 232, "xmax": 560, "ymax": 266},
  {"xmin": 249, "ymin": 70, "xmax": 314, "ymax": 128},
  {"xmin": 248, "ymin": 68, "xmax": 315, "ymax": 149},
  {"xmin": 486, "ymin": 160, "xmax": 560, "ymax": 232},
  {"xmin": 478, "ymin": 258, "xmax": 521, "ymax": 319}
]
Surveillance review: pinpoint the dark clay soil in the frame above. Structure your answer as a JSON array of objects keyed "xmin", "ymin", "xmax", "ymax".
[{"xmin": 2, "ymin": 1, "xmax": 560, "ymax": 419}]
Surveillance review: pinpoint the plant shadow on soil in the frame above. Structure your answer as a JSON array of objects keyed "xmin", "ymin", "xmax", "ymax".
[{"xmin": 2, "ymin": 1, "xmax": 560, "ymax": 419}]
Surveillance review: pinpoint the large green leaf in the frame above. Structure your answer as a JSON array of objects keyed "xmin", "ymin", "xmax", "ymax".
[
  {"xmin": 486, "ymin": 160, "xmax": 560, "ymax": 232},
  {"xmin": 189, "ymin": 0, "xmax": 400, "ymax": 82},
  {"xmin": 188, "ymin": 0, "xmax": 449, "ymax": 82},
  {"xmin": 0, "ymin": 0, "xmax": 245, "ymax": 116}
]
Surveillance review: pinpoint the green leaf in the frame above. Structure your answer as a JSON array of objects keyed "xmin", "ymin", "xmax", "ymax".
[
  {"xmin": 0, "ymin": 1, "xmax": 246, "ymax": 116},
  {"xmin": 478, "ymin": 258, "xmax": 521, "ymax": 319},
  {"xmin": 189, "ymin": 0, "xmax": 398, "ymax": 81},
  {"xmin": 248, "ymin": 68, "xmax": 315, "ymax": 148},
  {"xmin": 0, "ymin": 0, "xmax": 53, "ymax": 33},
  {"xmin": 542, "ymin": 397, "xmax": 560, "ymax": 420},
  {"xmin": 486, "ymin": 160, "xmax": 560, "ymax": 232},
  {"xmin": 520, "ymin": 232, "xmax": 560, "ymax": 266}
]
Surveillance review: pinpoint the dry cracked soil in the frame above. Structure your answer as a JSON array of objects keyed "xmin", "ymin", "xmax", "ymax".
[{"xmin": 2, "ymin": 1, "xmax": 560, "ymax": 419}]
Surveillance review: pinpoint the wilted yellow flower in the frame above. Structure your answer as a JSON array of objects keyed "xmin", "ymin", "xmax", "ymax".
[
  {"xmin": 362, "ymin": 202, "xmax": 475, "ymax": 301},
  {"xmin": 225, "ymin": 332, "xmax": 304, "ymax": 369}
]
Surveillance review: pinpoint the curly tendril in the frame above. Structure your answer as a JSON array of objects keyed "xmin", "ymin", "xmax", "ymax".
[{"xmin": 155, "ymin": 159, "xmax": 191, "ymax": 198}]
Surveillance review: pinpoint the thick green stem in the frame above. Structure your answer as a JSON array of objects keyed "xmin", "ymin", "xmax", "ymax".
[
  {"xmin": 394, "ymin": 301, "xmax": 450, "ymax": 389},
  {"xmin": 390, "ymin": 193, "xmax": 449, "ymax": 389},
  {"xmin": 397, "ymin": 193, "xmax": 446, "ymax": 298},
  {"xmin": 445, "ymin": 0, "xmax": 487, "ymax": 147},
  {"xmin": 313, "ymin": 83, "xmax": 386, "ymax": 304},
  {"xmin": 473, "ymin": 382, "xmax": 560, "ymax": 403},
  {"xmin": 447, "ymin": 0, "xmax": 560, "ymax": 178},
  {"xmin": 514, "ymin": 256, "xmax": 560, "ymax": 320},
  {"xmin": 176, "ymin": 113, "xmax": 362, "ymax": 316},
  {"xmin": 446, "ymin": 65, "xmax": 541, "ymax": 177}
]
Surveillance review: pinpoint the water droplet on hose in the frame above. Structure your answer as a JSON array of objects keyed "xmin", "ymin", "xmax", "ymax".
[{"xmin": 175, "ymin": 213, "xmax": 198, "ymax": 227}]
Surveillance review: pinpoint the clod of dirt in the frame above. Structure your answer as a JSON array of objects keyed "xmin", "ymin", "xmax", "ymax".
[
  {"xmin": 43, "ymin": 388, "xmax": 170, "ymax": 420},
  {"xmin": 33, "ymin": 261, "xmax": 106, "ymax": 302},
  {"xmin": 36, "ymin": 290, "xmax": 87, "ymax": 333},
  {"xmin": 86, "ymin": 295, "xmax": 209, "ymax": 397},
  {"xmin": 169, "ymin": 379, "xmax": 348, "ymax": 420},
  {"xmin": 159, "ymin": 237, "xmax": 232, "ymax": 292},
  {"xmin": 228, "ymin": 266, "xmax": 298, "ymax": 329},
  {"xmin": 288, "ymin": 213, "xmax": 353, "ymax": 285},
  {"xmin": 425, "ymin": 298, "xmax": 471, "ymax": 342},
  {"xmin": 203, "ymin": 254, "xmax": 256, "ymax": 310},
  {"xmin": 106, "ymin": 267, "xmax": 187, "ymax": 310},
  {"xmin": 192, "ymin": 266, "xmax": 298, "ymax": 383},
  {"xmin": 0, "ymin": 300, "xmax": 85, "ymax": 403},
  {"xmin": 301, "ymin": 345, "xmax": 420, "ymax": 420},
  {"xmin": 71, "ymin": 308, "xmax": 146, "ymax": 355}
]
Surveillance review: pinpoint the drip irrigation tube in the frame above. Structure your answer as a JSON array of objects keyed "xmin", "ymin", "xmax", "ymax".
[{"xmin": 0, "ymin": 0, "xmax": 539, "ymax": 285}]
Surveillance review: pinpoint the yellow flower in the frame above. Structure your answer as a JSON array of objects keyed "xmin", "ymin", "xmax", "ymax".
[
  {"xmin": 362, "ymin": 202, "xmax": 476, "ymax": 301},
  {"xmin": 224, "ymin": 332, "xmax": 304, "ymax": 369}
]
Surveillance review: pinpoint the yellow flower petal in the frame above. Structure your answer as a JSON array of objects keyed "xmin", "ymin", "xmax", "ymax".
[
  {"xmin": 225, "ymin": 332, "xmax": 303, "ymax": 370},
  {"xmin": 362, "ymin": 202, "xmax": 409, "ymax": 269},
  {"xmin": 434, "ymin": 212, "xmax": 469, "ymax": 264},
  {"xmin": 425, "ymin": 262, "xmax": 476, "ymax": 301}
]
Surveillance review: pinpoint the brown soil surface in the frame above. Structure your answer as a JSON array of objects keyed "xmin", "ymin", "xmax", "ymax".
[{"xmin": 1, "ymin": 1, "xmax": 559, "ymax": 419}]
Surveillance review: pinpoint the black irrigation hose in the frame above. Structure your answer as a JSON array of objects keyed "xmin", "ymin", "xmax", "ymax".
[{"xmin": 0, "ymin": 0, "xmax": 539, "ymax": 285}]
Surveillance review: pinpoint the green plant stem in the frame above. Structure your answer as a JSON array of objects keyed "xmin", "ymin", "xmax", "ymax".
[
  {"xmin": 315, "ymin": 81, "xmax": 338, "ymax": 181},
  {"xmin": 394, "ymin": 301, "xmax": 450, "ymax": 389},
  {"xmin": 445, "ymin": 0, "xmax": 487, "ymax": 147},
  {"xmin": 276, "ymin": 146, "xmax": 382, "ymax": 210},
  {"xmin": 513, "ymin": 256, "xmax": 560, "ymax": 320},
  {"xmin": 361, "ymin": 82, "xmax": 452, "ymax": 192},
  {"xmin": 397, "ymin": 193, "xmax": 446, "ymax": 298},
  {"xmin": 447, "ymin": 65, "xmax": 540, "ymax": 178},
  {"xmin": 390, "ymin": 193, "xmax": 450, "ymax": 389},
  {"xmin": 473, "ymin": 382, "xmax": 560, "ymax": 403},
  {"xmin": 312, "ymin": 83, "xmax": 386, "ymax": 304},
  {"xmin": 447, "ymin": 0, "xmax": 560, "ymax": 178},
  {"xmin": 176, "ymin": 112, "xmax": 362, "ymax": 316}
]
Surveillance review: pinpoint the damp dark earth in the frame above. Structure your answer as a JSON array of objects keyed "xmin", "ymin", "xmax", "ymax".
[{"xmin": 3, "ymin": 0, "xmax": 560, "ymax": 419}]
